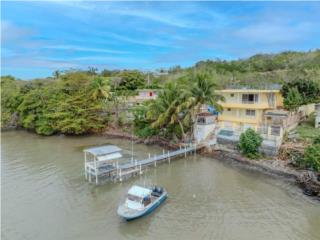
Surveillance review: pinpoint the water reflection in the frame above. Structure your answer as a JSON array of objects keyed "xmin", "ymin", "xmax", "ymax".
[{"xmin": 2, "ymin": 131, "xmax": 320, "ymax": 240}]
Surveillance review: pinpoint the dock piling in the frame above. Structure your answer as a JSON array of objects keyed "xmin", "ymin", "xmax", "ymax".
[
  {"xmin": 184, "ymin": 146, "xmax": 187, "ymax": 158},
  {"xmin": 84, "ymin": 143, "xmax": 204, "ymax": 184}
]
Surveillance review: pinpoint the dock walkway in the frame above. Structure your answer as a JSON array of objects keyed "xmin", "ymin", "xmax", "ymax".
[{"xmin": 85, "ymin": 144, "xmax": 202, "ymax": 184}]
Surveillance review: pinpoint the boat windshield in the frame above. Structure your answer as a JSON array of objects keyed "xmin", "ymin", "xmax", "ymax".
[{"xmin": 127, "ymin": 194, "xmax": 142, "ymax": 203}]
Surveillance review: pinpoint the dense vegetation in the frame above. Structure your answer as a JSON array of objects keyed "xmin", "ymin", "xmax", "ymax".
[
  {"xmin": 1, "ymin": 50, "xmax": 320, "ymax": 139},
  {"xmin": 281, "ymin": 79, "xmax": 320, "ymax": 111},
  {"xmin": 303, "ymin": 144, "xmax": 320, "ymax": 172},
  {"xmin": 133, "ymin": 73, "xmax": 223, "ymax": 142},
  {"xmin": 162, "ymin": 50, "xmax": 320, "ymax": 88}
]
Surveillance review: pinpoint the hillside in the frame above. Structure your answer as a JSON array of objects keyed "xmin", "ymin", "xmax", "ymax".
[{"xmin": 155, "ymin": 50, "xmax": 320, "ymax": 88}]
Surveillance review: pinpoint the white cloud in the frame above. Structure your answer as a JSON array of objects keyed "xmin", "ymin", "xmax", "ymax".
[
  {"xmin": 43, "ymin": 45, "xmax": 131, "ymax": 54},
  {"xmin": 3, "ymin": 55, "xmax": 78, "ymax": 69},
  {"xmin": 234, "ymin": 22, "xmax": 314, "ymax": 44},
  {"xmin": 1, "ymin": 20, "xmax": 34, "ymax": 44}
]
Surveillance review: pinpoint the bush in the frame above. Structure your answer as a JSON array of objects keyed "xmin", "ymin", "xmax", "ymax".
[
  {"xmin": 303, "ymin": 144, "xmax": 320, "ymax": 172},
  {"xmin": 313, "ymin": 135, "xmax": 320, "ymax": 144},
  {"xmin": 239, "ymin": 128, "xmax": 263, "ymax": 159}
]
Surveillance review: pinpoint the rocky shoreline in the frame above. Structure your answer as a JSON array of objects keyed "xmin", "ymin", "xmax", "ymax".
[
  {"xmin": 203, "ymin": 149, "xmax": 320, "ymax": 200},
  {"xmin": 103, "ymin": 128, "xmax": 320, "ymax": 200}
]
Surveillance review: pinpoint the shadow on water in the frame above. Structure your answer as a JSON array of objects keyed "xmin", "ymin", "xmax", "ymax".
[{"xmin": 118, "ymin": 200, "xmax": 168, "ymax": 239}]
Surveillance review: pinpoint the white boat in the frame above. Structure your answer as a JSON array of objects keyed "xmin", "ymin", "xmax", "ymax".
[{"xmin": 117, "ymin": 185, "xmax": 167, "ymax": 221}]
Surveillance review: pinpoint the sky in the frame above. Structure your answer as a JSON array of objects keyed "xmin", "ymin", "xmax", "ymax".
[{"xmin": 1, "ymin": 1, "xmax": 320, "ymax": 79}]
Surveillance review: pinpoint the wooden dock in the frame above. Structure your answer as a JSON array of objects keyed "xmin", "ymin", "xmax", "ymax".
[{"xmin": 85, "ymin": 144, "xmax": 202, "ymax": 184}]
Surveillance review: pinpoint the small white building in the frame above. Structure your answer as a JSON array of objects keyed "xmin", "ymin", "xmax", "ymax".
[
  {"xmin": 127, "ymin": 89, "xmax": 158, "ymax": 104},
  {"xmin": 194, "ymin": 112, "xmax": 217, "ymax": 143},
  {"xmin": 135, "ymin": 89, "xmax": 158, "ymax": 102}
]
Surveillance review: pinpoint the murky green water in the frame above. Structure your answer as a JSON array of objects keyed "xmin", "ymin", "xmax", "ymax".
[{"xmin": 2, "ymin": 131, "xmax": 320, "ymax": 240}]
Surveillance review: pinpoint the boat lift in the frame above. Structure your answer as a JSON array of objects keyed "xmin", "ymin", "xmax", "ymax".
[
  {"xmin": 84, "ymin": 145, "xmax": 123, "ymax": 184},
  {"xmin": 84, "ymin": 143, "xmax": 203, "ymax": 185}
]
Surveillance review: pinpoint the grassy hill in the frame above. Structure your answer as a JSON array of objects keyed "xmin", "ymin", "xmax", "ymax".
[{"xmin": 155, "ymin": 49, "xmax": 320, "ymax": 88}]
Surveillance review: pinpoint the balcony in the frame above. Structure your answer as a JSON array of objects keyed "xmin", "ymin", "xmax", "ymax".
[
  {"xmin": 218, "ymin": 115, "xmax": 259, "ymax": 124},
  {"xmin": 219, "ymin": 102, "xmax": 270, "ymax": 109}
]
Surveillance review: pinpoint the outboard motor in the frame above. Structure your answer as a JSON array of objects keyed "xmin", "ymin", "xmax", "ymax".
[{"xmin": 155, "ymin": 186, "xmax": 163, "ymax": 194}]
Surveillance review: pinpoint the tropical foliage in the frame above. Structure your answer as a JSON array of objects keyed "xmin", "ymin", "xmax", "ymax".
[
  {"xmin": 281, "ymin": 79, "xmax": 320, "ymax": 107},
  {"xmin": 239, "ymin": 128, "xmax": 263, "ymax": 159},
  {"xmin": 133, "ymin": 73, "xmax": 222, "ymax": 142},
  {"xmin": 283, "ymin": 87, "xmax": 303, "ymax": 112},
  {"xmin": 2, "ymin": 50, "xmax": 320, "ymax": 138},
  {"xmin": 1, "ymin": 76, "xmax": 22, "ymax": 128},
  {"xmin": 302, "ymin": 144, "xmax": 320, "ymax": 172}
]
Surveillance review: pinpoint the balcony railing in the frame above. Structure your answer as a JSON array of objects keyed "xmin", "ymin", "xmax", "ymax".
[{"xmin": 241, "ymin": 100, "xmax": 256, "ymax": 104}]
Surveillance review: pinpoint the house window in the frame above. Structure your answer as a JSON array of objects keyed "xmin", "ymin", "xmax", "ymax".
[
  {"xmin": 197, "ymin": 117, "xmax": 206, "ymax": 124},
  {"xmin": 227, "ymin": 108, "xmax": 231, "ymax": 111},
  {"xmin": 230, "ymin": 93, "xmax": 234, "ymax": 97},
  {"xmin": 246, "ymin": 109, "xmax": 256, "ymax": 116},
  {"xmin": 242, "ymin": 94, "xmax": 259, "ymax": 104}
]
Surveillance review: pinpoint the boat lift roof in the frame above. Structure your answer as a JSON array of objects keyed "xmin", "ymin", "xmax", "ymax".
[{"xmin": 84, "ymin": 145, "xmax": 122, "ymax": 156}]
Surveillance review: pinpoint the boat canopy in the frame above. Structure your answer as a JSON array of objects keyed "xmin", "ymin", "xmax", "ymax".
[
  {"xmin": 96, "ymin": 152, "xmax": 122, "ymax": 161},
  {"xmin": 83, "ymin": 145, "xmax": 122, "ymax": 156},
  {"xmin": 128, "ymin": 186, "xmax": 152, "ymax": 198}
]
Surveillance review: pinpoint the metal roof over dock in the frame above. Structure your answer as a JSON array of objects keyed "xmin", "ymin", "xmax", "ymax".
[{"xmin": 84, "ymin": 145, "xmax": 122, "ymax": 156}]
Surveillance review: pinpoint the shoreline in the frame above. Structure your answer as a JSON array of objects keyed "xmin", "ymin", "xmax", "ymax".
[
  {"xmin": 3, "ymin": 128, "xmax": 319, "ymax": 200},
  {"xmin": 103, "ymin": 129, "xmax": 320, "ymax": 200},
  {"xmin": 204, "ymin": 150, "xmax": 320, "ymax": 199}
]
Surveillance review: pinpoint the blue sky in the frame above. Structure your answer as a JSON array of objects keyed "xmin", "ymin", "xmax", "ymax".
[{"xmin": 1, "ymin": 1, "xmax": 320, "ymax": 79}]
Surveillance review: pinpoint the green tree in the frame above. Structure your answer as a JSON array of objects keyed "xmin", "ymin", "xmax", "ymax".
[
  {"xmin": 313, "ymin": 135, "xmax": 320, "ymax": 144},
  {"xmin": 303, "ymin": 144, "xmax": 320, "ymax": 172},
  {"xmin": 239, "ymin": 128, "xmax": 263, "ymax": 159},
  {"xmin": 281, "ymin": 79, "xmax": 320, "ymax": 105},
  {"xmin": 283, "ymin": 87, "xmax": 303, "ymax": 112},
  {"xmin": 53, "ymin": 70, "xmax": 60, "ymax": 79},
  {"xmin": 181, "ymin": 73, "xmax": 224, "ymax": 114},
  {"xmin": 146, "ymin": 82, "xmax": 186, "ymax": 140},
  {"xmin": 132, "ymin": 103, "xmax": 159, "ymax": 138},
  {"xmin": 90, "ymin": 76, "xmax": 111, "ymax": 100},
  {"xmin": 0, "ymin": 76, "xmax": 22, "ymax": 128},
  {"xmin": 16, "ymin": 71, "xmax": 110, "ymax": 135},
  {"xmin": 116, "ymin": 70, "xmax": 146, "ymax": 91}
]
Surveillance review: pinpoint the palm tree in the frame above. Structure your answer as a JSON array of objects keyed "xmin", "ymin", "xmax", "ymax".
[
  {"xmin": 90, "ymin": 77, "xmax": 111, "ymax": 100},
  {"xmin": 177, "ymin": 73, "xmax": 224, "ymax": 116},
  {"xmin": 146, "ymin": 82, "xmax": 188, "ymax": 139},
  {"xmin": 146, "ymin": 73, "xmax": 223, "ymax": 141},
  {"xmin": 175, "ymin": 73, "xmax": 224, "ymax": 139},
  {"xmin": 53, "ymin": 70, "xmax": 60, "ymax": 79}
]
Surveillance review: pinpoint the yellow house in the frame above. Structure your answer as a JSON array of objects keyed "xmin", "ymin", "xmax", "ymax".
[{"xmin": 216, "ymin": 89, "xmax": 284, "ymax": 132}]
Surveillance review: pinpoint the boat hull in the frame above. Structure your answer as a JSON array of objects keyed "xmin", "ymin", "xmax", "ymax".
[{"xmin": 118, "ymin": 192, "xmax": 168, "ymax": 221}]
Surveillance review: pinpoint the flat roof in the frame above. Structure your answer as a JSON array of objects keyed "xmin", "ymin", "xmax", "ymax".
[
  {"xmin": 217, "ymin": 89, "xmax": 280, "ymax": 93},
  {"xmin": 83, "ymin": 145, "xmax": 122, "ymax": 156},
  {"xmin": 265, "ymin": 110, "xmax": 289, "ymax": 117}
]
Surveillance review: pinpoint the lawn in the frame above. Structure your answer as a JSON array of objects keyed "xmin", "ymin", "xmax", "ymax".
[{"xmin": 296, "ymin": 113, "xmax": 320, "ymax": 141}]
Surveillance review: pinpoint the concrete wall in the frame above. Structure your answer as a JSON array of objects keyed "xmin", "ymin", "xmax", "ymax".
[{"xmin": 194, "ymin": 123, "xmax": 216, "ymax": 143}]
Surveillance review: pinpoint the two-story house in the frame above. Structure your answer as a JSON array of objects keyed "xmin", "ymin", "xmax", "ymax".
[{"xmin": 216, "ymin": 89, "xmax": 284, "ymax": 132}]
